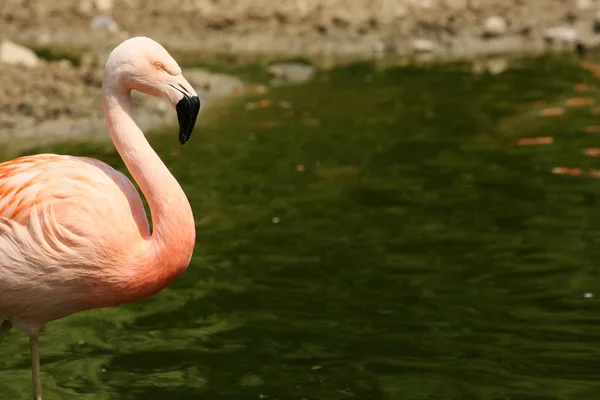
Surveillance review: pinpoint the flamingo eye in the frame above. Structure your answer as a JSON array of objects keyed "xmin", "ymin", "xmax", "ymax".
[{"xmin": 154, "ymin": 62, "xmax": 164, "ymax": 71}]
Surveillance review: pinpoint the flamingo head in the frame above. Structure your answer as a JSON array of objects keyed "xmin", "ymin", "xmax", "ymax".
[{"xmin": 105, "ymin": 36, "xmax": 201, "ymax": 145}]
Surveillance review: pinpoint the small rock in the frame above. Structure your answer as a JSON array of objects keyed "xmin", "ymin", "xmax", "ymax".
[
  {"xmin": 79, "ymin": 0, "xmax": 114, "ymax": 14},
  {"xmin": 35, "ymin": 32, "xmax": 51, "ymax": 46},
  {"xmin": 584, "ymin": 292, "xmax": 594, "ymax": 298},
  {"xmin": 544, "ymin": 26, "xmax": 578, "ymax": 45},
  {"xmin": 411, "ymin": 38, "xmax": 437, "ymax": 53},
  {"xmin": 482, "ymin": 16, "xmax": 507, "ymax": 37},
  {"xmin": 373, "ymin": 41, "xmax": 387, "ymax": 54},
  {"xmin": 443, "ymin": 0, "xmax": 467, "ymax": 9},
  {"xmin": 272, "ymin": 217, "xmax": 280, "ymax": 224},
  {"xmin": 577, "ymin": 0, "xmax": 594, "ymax": 10},
  {"xmin": 78, "ymin": 0, "xmax": 94, "ymax": 14},
  {"xmin": 91, "ymin": 15, "xmax": 119, "ymax": 33},
  {"xmin": 394, "ymin": 5, "xmax": 409, "ymax": 18},
  {"xmin": 268, "ymin": 63, "xmax": 315, "ymax": 86},
  {"xmin": 94, "ymin": 0, "xmax": 114, "ymax": 13},
  {"xmin": 57, "ymin": 59, "xmax": 72, "ymax": 69},
  {"xmin": 0, "ymin": 40, "xmax": 39, "ymax": 68},
  {"xmin": 410, "ymin": 0, "xmax": 434, "ymax": 9},
  {"xmin": 486, "ymin": 58, "xmax": 508, "ymax": 75}
]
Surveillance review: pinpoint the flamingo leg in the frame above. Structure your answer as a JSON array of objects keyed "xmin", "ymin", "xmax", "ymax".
[
  {"xmin": 0, "ymin": 320, "xmax": 12, "ymax": 343},
  {"xmin": 30, "ymin": 334, "xmax": 42, "ymax": 400}
]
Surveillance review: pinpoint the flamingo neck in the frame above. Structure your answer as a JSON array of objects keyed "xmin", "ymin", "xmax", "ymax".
[{"xmin": 102, "ymin": 83, "xmax": 195, "ymax": 300}]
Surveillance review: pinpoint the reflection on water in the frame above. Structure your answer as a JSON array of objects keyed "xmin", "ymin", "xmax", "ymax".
[{"xmin": 2, "ymin": 54, "xmax": 600, "ymax": 399}]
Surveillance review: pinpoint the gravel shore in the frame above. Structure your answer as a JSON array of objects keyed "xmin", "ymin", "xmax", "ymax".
[{"xmin": 1, "ymin": 0, "xmax": 598, "ymax": 144}]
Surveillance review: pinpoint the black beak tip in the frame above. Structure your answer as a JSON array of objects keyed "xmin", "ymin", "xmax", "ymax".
[{"xmin": 176, "ymin": 95, "xmax": 201, "ymax": 145}]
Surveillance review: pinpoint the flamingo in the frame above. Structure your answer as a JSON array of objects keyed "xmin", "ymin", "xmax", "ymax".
[{"xmin": 0, "ymin": 37, "xmax": 200, "ymax": 399}]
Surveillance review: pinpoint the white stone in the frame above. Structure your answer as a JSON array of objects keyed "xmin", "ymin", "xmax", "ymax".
[
  {"xmin": 544, "ymin": 26, "xmax": 578, "ymax": 44},
  {"xmin": 486, "ymin": 58, "xmax": 508, "ymax": 75},
  {"xmin": 443, "ymin": 0, "xmax": 467, "ymax": 9},
  {"xmin": 483, "ymin": 16, "xmax": 507, "ymax": 37},
  {"xmin": 577, "ymin": 0, "xmax": 594, "ymax": 10},
  {"xmin": 411, "ymin": 0, "xmax": 434, "ymax": 8},
  {"xmin": 373, "ymin": 41, "xmax": 386, "ymax": 54},
  {"xmin": 394, "ymin": 5, "xmax": 409, "ymax": 18},
  {"xmin": 412, "ymin": 38, "xmax": 437, "ymax": 53},
  {"xmin": 90, "ymin": 15, "xmax": 119, "ymax": 32},
  {"xmin": 0, "ymin": 40, "xmax": 39, "ymax": 68},
  {"xmin": 36, "ymin": 32, "xmax": 51, "ymax": 46},
  {"xmin": 78, "ymin": 0, "xmax": 94, "ymax": 14},
  {"xmin": 93, "ymin": 0, "xmax": 114, "ymax": 13}
]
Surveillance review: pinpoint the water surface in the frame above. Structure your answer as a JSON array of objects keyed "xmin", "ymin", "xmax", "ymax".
[{"xmin": 2, "ymin": 55, "xmax": 600, "ymax": 399}]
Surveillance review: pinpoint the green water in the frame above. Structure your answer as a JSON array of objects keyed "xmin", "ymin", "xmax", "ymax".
[{"xmin": 2, "ymin": 55, "xmax": 600, "ymax": 399}]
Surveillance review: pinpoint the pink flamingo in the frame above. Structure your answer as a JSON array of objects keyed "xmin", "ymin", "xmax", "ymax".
[{"xmin": 0, "ymin": 37, "xmax": 200, "ymax": 399}]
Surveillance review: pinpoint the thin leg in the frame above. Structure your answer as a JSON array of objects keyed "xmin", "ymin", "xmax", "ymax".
[
  {"xmin": 30, "ymin": 334, "xmax": 42, "ymax": 400},
  {"xmin": 0, "ymin": 320, "xmax": 12, "ymax": 343}
]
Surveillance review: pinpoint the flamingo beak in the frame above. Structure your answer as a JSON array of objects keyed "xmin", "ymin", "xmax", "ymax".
[{"xmin": 169, "ymin": 84, "xmax": 201, "ymax": 145}]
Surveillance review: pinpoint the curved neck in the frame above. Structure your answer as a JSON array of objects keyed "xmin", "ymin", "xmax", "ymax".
[{"xmin": 102, "ymin": 82, "xmax": 195, "ymax": 297}]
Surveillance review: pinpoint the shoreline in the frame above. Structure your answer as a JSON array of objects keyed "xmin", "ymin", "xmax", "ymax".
[
  {"xmin": 0, "ymin": 44, "xmax": 586, "ymax": 157},
  {"xmin": 2, "ymin": 0, "xmax": 600, "ymax": 150}
]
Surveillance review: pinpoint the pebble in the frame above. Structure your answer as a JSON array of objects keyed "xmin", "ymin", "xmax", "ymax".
[
  {"xmin": 94, "ymin": 0, "xmax": 114, "ymax": 13},
  {"xmin": 576, "ymin": 0, "xmax": 594, "ymax": 10},
  {"xmin": 486, "ymin": 58, "xmax": 508, "ymax": 75},
  {"xmin": 584, "ymin": 292, "xmax": 594, "ymax": 298},
  {"xmin": 482, "ymin": 16, "xmax": 507, "ymax": 37},
  {"xmin": 373, "ymin": 41, "xmax": 387, "ymax": 55},
  {"xmin": 544, "ymin": 26, "xmax": 578, "ymax": 45},
  {"xmin": 272, "ymin": 217, "xmax": 280, "ymax": 224},
  {"xmin": 443, "ymin": 0, "xmax": 467, "ymax": 9},
  {"xmin": 411, "ymin": 38, "xmax": 437, "ymax": 53},
  {"xmin": 411, "ymin": 0, "xmax": 434, "ymax": 9},
  {"xmin": 35, "ymin": 32, "xmax": 51, "ymax": 46},
  {"xmin": 268, "ymin": 63, "xmax": 315, "ymax": 86},
  {"xmin": 91, "ymin": 16, "xmax": 119, "ymax": 33},
  {"xmin": 57, "ymin": 59, "xmax": 72, "ymax": 69},
  {"xmin": 394, "ymin": 5, "xmax": 408, "ymax": 18},
  {"xmin": 0, "ymin": 39, "xmax": 39, "ymax": 68},
  {"xmin": 78, "ymin": 0, "xmax": 114, "ymax": 14}
]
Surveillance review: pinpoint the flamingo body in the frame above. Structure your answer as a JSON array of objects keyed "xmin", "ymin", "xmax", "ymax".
[
  {"xmin": 0, "ymin": 36, "xmax": 201, "ymax": 399},
  {"xmin": 0, "ymin": 154, "xmax": 160, "ymax": 331}
]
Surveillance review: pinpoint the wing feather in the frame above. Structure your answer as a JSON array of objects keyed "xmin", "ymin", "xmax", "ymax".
[{"xmin": 0, "ymin": 154, "xmax": 150, "ymax": 264}]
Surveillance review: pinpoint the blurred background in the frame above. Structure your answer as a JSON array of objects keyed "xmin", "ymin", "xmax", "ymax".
[{"xmin": 3, "ymin": 1, "xmax": 600, "ymax": 399}]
